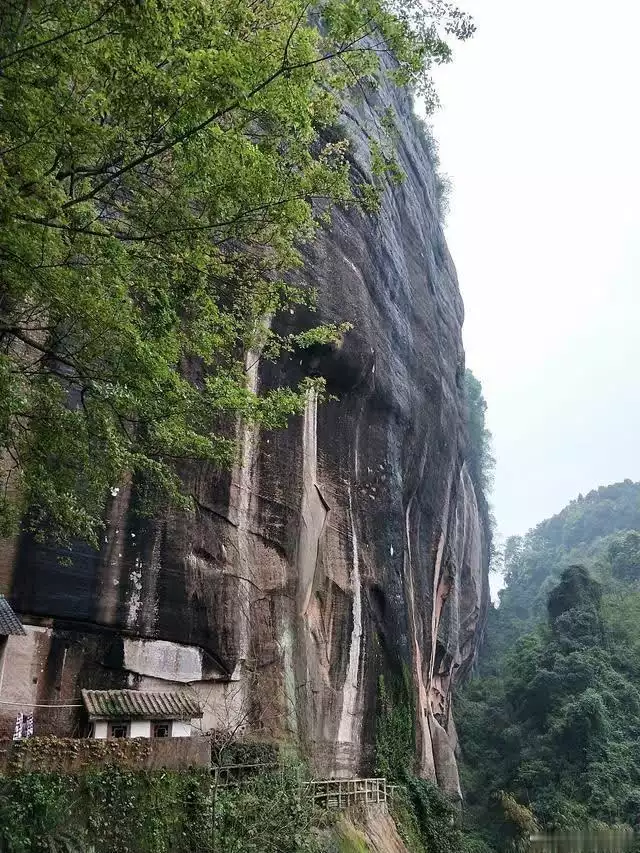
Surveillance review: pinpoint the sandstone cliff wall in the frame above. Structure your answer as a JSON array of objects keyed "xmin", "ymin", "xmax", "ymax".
[{"xmin": 0, "ymin": 75, "xmax": 489, "ymax": 795}]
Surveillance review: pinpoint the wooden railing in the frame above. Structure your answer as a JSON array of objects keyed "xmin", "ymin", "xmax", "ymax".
[
  {"xmin": 212, "ymin": 763, "xmax": 394, "ymax": 810},
  {"xmin": 304, "ymin": 777, "xmax": 389, "ymax": 809}
]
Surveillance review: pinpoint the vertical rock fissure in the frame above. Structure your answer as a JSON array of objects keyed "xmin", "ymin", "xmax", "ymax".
[
  {"xmin": 428, "ymin": 464, "xmax": 483, "ymax": 798},
  {"xmin": 296, "ymin": 389, "xmax": 328, "ymax": 617},
  {"xmin": 403, "ymin": 495, "xmax": 436, "ymax": 780},
  {"xmin": 337, "ymin": 482, "xmax": 363, "ymax": 747},
  {"xmin": 230, "ymin": 346, "xmax": 262, "ymax": 667}
]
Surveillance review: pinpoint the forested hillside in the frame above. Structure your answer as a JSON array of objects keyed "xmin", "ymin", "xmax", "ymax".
[{"xmin": 458, "ymin": 481, "xmax": 640, "ymax": 848}]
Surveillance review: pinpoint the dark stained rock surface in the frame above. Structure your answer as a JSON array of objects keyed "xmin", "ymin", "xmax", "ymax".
[{"xmin": 0, "ymin": 74, "xmax": 489, "ymax": 793}]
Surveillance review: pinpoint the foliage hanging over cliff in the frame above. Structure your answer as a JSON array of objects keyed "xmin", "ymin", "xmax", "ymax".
[
  {"xmin": 0, "ymin": 0, "xmax": 473, "ymax": 544},
  {"xmin": 457, "ymin": 480, "xmax": 640, "ymax": 844},
  {"xmin": 463, "ymin": 368, "xmax": 494, "ymax": 516}
]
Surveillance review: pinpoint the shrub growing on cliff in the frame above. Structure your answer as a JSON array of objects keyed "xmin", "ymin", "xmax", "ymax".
[
  {"xmin": 375, "ymin": 673, "xmax": 470, "ymax": 853},
  {"xmin": 0, "ymin": 0, "xmax": 474, "ymax": 543},
  {"xmin": 435, "ymin": 173, "xmax": 453, "ymax": 222},
  {"xmin": 214, "ymin": 765, "xmax": 324, "ymax": 852},
  {"xmin": 404, "ymin": 777, "xmax": 462, "ymax": 853},
  {"xmin": 463, "ymin": 369, "xmax": 495, "ymax": 502},
  {"xmin": 409, "ymin": 114, "xmax": 451, "ymax": 222}
]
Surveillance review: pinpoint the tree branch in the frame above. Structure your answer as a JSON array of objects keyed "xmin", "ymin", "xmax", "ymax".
[
  {"xmin": 0, "ymin": 2, "xmax": 118, "ymax": 69},
  {"xmin": 61, "ymin": 32, "xmax": 378, "ymax": 210}
]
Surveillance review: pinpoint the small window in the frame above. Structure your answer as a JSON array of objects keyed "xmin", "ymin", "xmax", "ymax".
[
  {"xmin": 109, "ymin": 721, "xmax": 129, "ymax": 739},
  {"xmin": 152, "ymin": 721, "xmax": 170, "ymax": 738}
]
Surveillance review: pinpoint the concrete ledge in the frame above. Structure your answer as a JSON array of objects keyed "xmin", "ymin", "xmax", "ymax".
[{"xmin": 0, "ymin": 735, "xmax": 211, "ymax": 774}]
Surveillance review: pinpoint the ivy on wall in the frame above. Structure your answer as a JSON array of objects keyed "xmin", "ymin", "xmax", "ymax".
[
  {"xmin": 375, "ymin": 670, "xmax": 416, "ymax": 780},
  {"xmin": 373, "ymin": 671, "xmax": 467, "ymax": 853}
]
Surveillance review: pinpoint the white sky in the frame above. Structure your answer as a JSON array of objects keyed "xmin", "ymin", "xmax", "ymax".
[{"xmin": 430, "ymin": 0, "xmax": 640, "ymax": 540}]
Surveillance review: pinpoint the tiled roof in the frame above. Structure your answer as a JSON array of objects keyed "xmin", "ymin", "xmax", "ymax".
[
  {"xmin": 81, "ymin": 689, "xmax": 202, "ymax": 721},
  {"xmin": 0, "ymin": 595, "xmax": 26, "ymax": 636}
]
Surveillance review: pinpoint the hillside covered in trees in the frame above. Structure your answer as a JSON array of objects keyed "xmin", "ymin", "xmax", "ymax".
[{"xmin": 458, "ymin": 480, "xmax": 640, "ymax": 848}]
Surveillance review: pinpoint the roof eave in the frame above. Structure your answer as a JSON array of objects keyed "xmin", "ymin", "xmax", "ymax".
[{"xmin": 88, "ymin": 713, "xmax": 202, "ymax": 722}]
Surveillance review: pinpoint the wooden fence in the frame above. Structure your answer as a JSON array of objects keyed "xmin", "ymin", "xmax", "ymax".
[
  {"xmin": 212, "ymin": 763, "xmax": 395, "ymax": 810},
  {"xmin": 305, "ymin": 777, "xmax": 388, "ymax": 809}
]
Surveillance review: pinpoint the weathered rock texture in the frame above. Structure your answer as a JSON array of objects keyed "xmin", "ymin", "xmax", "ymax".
[
  {"xmin": 0, "ymin": 75, "xmax": 489, "ymax": 796},
  {"xmin": 336, "ymin": 807, "xmax": 410, "ymax": 853}
]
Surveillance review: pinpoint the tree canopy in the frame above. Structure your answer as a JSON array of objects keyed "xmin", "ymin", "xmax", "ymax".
[{"xmin": 0, "ymin": 0, "xmax": 473, "ymax": 543}]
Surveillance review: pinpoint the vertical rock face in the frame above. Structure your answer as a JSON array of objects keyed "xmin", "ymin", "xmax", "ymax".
[{"xmin": 0, "ymin": 76, "xmax": 489, "ymax": 793}]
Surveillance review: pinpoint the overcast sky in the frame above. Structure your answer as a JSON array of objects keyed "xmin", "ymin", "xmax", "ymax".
[{"xmin": 430, "ymin": 0, "xmax": 640, "ymax": 541}]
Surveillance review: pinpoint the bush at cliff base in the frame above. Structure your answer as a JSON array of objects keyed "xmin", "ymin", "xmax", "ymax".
[
  {"xmin": 0, "ymin": 768, "xmax": 211, "ymax": 853},
  {"xmin": 0, "ymin": 763, "xmax": 333, "ymax": 853}
]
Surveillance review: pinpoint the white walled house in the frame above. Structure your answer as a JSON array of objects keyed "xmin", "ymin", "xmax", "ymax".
[
  {"xmin": 81, "ymin": 689, "xmax": 202, "ymax": 739},
  {"xmin": 0, "ymin": 595, "xmax": 26, "ymax": 693}
]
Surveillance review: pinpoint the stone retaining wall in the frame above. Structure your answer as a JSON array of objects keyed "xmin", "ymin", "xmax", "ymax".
[{"xmin": 0, "ymin": 735, "xmax": 211, "ymax": 773}]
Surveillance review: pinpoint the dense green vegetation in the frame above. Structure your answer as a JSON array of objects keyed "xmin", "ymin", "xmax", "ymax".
[
  {"xmin": 464, "ymin": 369, "xmax": 495, "ymax": 503},
  {"xmin": 0, "ymin": 767, "xmax": 212, "ymax": 853},
  {"xmin": 0, "ymin": 763, "xmax": 337, "ymax": 853},
  {"xmin": 0, "ymin": 0, "xmax": 473, "ymax": 544},
  {"xmin": 458, "ymin": 480, "xmax": 640, "ymax": 849},
  {"xmin": 0, "ymin": 759, "xmax": 468, "ymax": 853},
  {"xmin": 374, "ymin": 670, "xmax": 481, "ymax": 853}
]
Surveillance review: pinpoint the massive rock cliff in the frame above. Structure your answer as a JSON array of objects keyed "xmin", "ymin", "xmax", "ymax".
[{"xmin": 0, "ymin": 74, "xmax": 489, "ymax": 795}]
